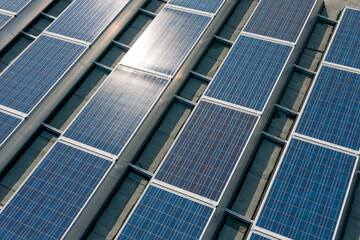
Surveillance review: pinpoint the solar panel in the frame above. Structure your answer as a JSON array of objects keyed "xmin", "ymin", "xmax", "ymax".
[
  {"xmin": 0, "ymin": 0, "xmax": 31, "ymax": 13},
  {"xmin": 63, "ymin": 66, "xmax": 169, "ymax": 156},
  {"xmin": 295, "ymin": 66, "xmax": 360, "ymax": 151},
  {"xmin": 117, "ymin": 185, "xmax": 214, "ymax": 240},
  {"xmin": 243, "ymin": 0, "xmax": 316, "ymax": 43},
  {"xmin": 256, "ymin": 139, "xmax": 357, "ymax": 240},
  {"xmin": 155, "ymin": 100, "xmax": 258, "ymax": 202},
  {"xmin": 0, "ymin": 111, "xmax": 22, "ymax": 147},
  {"xmin": 168, "ymin": 0, "xmax": 225, "ymax": 14},
  {"xmin": 0, "ymin": 142, "xmax": 112, "ymax": 239},
  {"xmin": 205, "ymin": 35, "xmax": 292, "ymax": 111},
  {"xmin": 46, "ymin": 0, "xmax": 129, "ymax": 43},
  {"xmin": 325, "ymin": 8, "xmax": 360, "ymax": 70},
  {"xmin": 121, "ymin": 7, "xmax": 212, "ymax": 77},
  {"xmin": 0, "ymin": 14, "xmax": 12, "ymax": 29},
  {"xmin": 249, "ymin": 233, "xmax": 273, "ymax": 240},
  {"xmin": 0, "ymin": 35, "xmax": 87, "ymax": 114}
]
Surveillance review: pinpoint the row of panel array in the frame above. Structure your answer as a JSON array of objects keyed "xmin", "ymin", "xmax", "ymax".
[
  {"xmin": 116, "ymin": 0, "xmax": 321, "ymax": 238},
  {"xmin": 204, "ymin": 0, "xmax": 318, "ymax": 113},
  {"xmin": 152, "ymin": 0, "xmax": 318, "ymax": 204},
  {"xmin": 0, "ymin": 0, "xmax": 133, "ymax": 148},
  {"xmin": 0, "ymin": 2, "xmax": 225, "ymax": 239},
  {"xmin": 251, "ymin": 8, "xmax": 360, "ymax": 240}
]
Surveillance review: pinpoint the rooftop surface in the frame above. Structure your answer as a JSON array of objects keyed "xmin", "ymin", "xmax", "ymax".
[{"xmin": 0, "ymin": 0, "xmax": 358, "ymax": 239}]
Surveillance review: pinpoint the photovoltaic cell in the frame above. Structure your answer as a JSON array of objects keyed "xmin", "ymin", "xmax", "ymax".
[
  {"xmin": 46, "ymin": 0, "xmax": 129, "ymax": 43},
  {"xmin": 0, "ymin": 35, "xmax": 86, "ymax": 114},
  {"xmin": 325, "ymin": 8, "xmax": 360, "ymax": 70},
  {"xmin": 0, "ymin": 14, "xmax": 12, "ymax": 29},
  {"xmin": 117, "ymin": 185, "xmax": 214, "ymax": 240},
  {"xmin": 205, "ymin": 35, "xmax": 292, "ymax": 111},
  {"xmin": 0, "ymin": 0, "xmax": 31, "ymax": 13},
  {"xmin": 63, "ymin": 66, "xmax": 169, "ymax": 156},
  {"xmin": 244, "ymin": 0, "xmax": 316, "ymax": 43},
  {"xmin": 0, "ymin": 142, "xmax": 112, "ymax": 239},
  {"xmin": 168, "ymin": 0, "xmax": 225, "ymax": 14},
  {"xmin": 0, "ymin": 111, "xmax": 22, "ymax": 147},
  {"xmin": 296, "ymin": 66, "xmax": 360, "ymax": 151},
  {"xmin": 121, "ymin": 7, "xmax": 211, "ymax": 77},
  {"xmin": 155, "ymin": 100, "xmax": 258, "ymax": 202},
  {"xmin": 256, "ymin": 139, "xmax": 357, "ymax": 240}
]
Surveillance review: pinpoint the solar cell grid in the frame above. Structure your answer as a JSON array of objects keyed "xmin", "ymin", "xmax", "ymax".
[
  {"xmin": 0, "ymin": 14, "xmax": 12, "ymax": 29},
  {"xmin": 0, "ymin": 111, "xmax": 22, "ymax": 147},
  {"xmin": 117, "ymin": 185, "xmax": 214, "ymax": 240},
  {"xmin": 0, "ymin": 142, "xmax": 112, "ymax": 239},
  {"xmin": 155, "ymin": 100, "xmax": 259, "ymax": 202},
  {"xmin": 63, "ymin": 66, "xmax": 169, "ymax": 156},
  {"xmin": 0, "ymin": 35, "xmax": 87, "ymax": 114},
  {"xmin": 168, "ymin": 0, "xmax": 225, "ymax": 14},
  {"xmin": 325, "ymin": 8, "xmax": 360, "ymax": 70},
  {"xmin": 121, "ymin": 7, "xmax": 212, "ymax": 77},
  {"xmin": 295, "ymin": 66, "xmax": 360, "ymax": 151},
  {"xmin": 0, "ymin": 0, "xmax": 31, "ymax": 13},
  {"xmin": 244, "ymin": 0, "xmax": 316, "ymax": 43},
  {"xmin": 46, "ymin": 0, "xmax": 130, "ymax": 43},
  {"xmin": 256, "ymin": 139, "xmax": 357, "ymax": 240},
  {"xmin": 205, "ymin": 35, "xmax": 292, "ymax": 111}
]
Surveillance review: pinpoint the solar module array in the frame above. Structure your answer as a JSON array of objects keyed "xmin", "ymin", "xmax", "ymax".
[
  {"xmin": 0, "ymin": 13, "xmax": 12, "ymax": 29},
  {"xmin": 325, "ymin": 8, "xmax": 360, "ymax": 70},
  {"xmin": 117, "ymin": 185, "xmax": 214, "ymax": 240},
  {"xmin": 204, "ymin": 35, "xmax": 292, "ymax": 112},
  {"xmin": 248, "ymin": 233, "xmax": 273, "ymax": 240},
  {"xmin": 46, "ymin": 0, "xmax": 130, "ymax": 44},
  {"xmin": 168, "ymin": 0, "xmax": 225, "ymax": 14},
  {"xmin": 121, "ymin": 7, "xmax": 212, "ymax": 78},
  {"xmin": 295, "ymin": 66, "xmax": 360, "ymax": 151},
  {"xmin": 255, "ymin": 139, "xmax": 357, "ymax": 240},
  {"xmin": 0, "ymin": 35, "xmax": 87, "ymax": 114},
  {"xmin": 155, "ymin": 100, "xmax": 259, "ymax": 202},
  {"xmin": 0, "ymin": 111, "xmax": 22, "ymax": 147},
  {"xmin": 64, "ymin": 66, "xmax": 169, "ymax": 156},
  {"xmin": 0, "ymin": 0, "xmax": 32, "ymax": 13},
  {"xmin": 253, "ymin": 8, "xmax": 360, "ymax": 240},
  {"xmin": 243, "ymin": 0, "xmax": 317, "ymax": 43},
  {"xmin": 0, "ymin": 142, "xmax": 113, "ymax": 239}
]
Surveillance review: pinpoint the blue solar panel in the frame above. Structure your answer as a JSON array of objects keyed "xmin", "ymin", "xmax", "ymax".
[
  {"xmin": 205, "ymin": 35, "xmax": 292, "ymax": 111},
  {"xmin": 168, "ymin": 0, "xmax": 225, "ymax": 14},
  {"xmin": 296, "ymin": 66, "xmax": 360, "ymax": 151},
  {"xmin": 117, "ymin": 185, "xmax": 214, "ymax": 240},
  {"xmin": 244, "ymin": 0, "xmax": 316, "ymax": 43},
  {"xmin": 0, "ymin": 0, "xmax": 31, "ymax": 13},
  {"xmin": 47, "ymin": 0, "xmax": 129, "ymax": 43},
  {"xmin": 155, "ymin": 100, "xmax": 258, "ymax": 202},
  {"xmin": 0, "ymin": 111, "xmax": 22, "ymax": 147},
  {"xmin": 249, "ymin": 233, "xmax": 273, "ymax": 240},
  {"xmin": 256, "ymin": 139, "xmax": 357, "ymax": 240},
  {"xmin": 0, "ymin": 14, "xmax": 12, "ymax": 29},
  {"xmin": 121, "ymin": 7, "xmax": 211, "ymax": 77},
  {"xmin": 63, "ymin": 66, "xmax": 169, "ymax": 156},
  {"xmin": 325, "ymin": 8, "xmax": 360, "ymax": 70},
  {"xmin": 0, "ymin": 35, "xmax": 86, "ymax": 114},
  {"xmin": 0, "ymin": 142, "xmax": 112, "ymax": 239}
]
